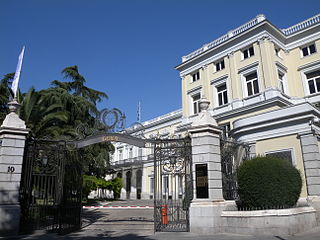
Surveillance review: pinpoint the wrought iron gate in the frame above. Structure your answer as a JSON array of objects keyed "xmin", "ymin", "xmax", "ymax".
[
  {"xmin": 221, "ymin": 139, "xmax": 250, "ymax": 200},
  {"xmin": 20, "ymin": 139, "xmax": 82, "ymax": 233},
  {"xmin": 153, "ymin": 138, "xmax": 192, "ymax": 232}
]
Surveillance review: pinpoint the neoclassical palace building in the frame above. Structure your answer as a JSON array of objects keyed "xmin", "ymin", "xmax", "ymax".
[{"xmin": 110, "ymin": 13, "xmax": 320, "ymax": 200}]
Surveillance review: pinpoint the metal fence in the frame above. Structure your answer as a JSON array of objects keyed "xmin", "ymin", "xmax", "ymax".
[
  {"xmin": 220, "ymin": 139, "xmax": 250, "ymax": 200},
  {"xmin": 19, "ymin": 139, "xmax": 82, "ymax": 234}
]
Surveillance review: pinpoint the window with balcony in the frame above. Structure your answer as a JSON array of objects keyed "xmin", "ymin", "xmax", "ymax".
[
  {"xmin": 192, "ymin": 71, "xmax": 200, "ymax": 82},
  {"xmin": 306, "ymin": 70, "xmax": 320, "ymax": 94},
  {"xmin": 216, "ymin": 83, "xmax": 228, "ymax": 106},
  {"xmin": 245, "ymin": 72, "xmax": 259, "ymax": 96},
  {"xmin": 215, "ymin": 59, "xmax": 225, "ymax": 72},
  {"xmin": 243, "ymin": 46, "xmax": 254, "ymax": 59},
  {"xmin": 301, "ymin": 43, "xmax": 316, "ymax": 57}
]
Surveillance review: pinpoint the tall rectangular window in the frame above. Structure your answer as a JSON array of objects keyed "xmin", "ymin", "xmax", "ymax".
[
  {"xmin": 217, "ymin": 83, "xmax": 228, "ymax": 106},
  {"xmin": 163, "ymin": 176, "xmax": 169, "ymax": 194},
  {"xmin": 243, "ymin": 46, "xmax": 254, "ymax": 59},
  {"xmin": 306, "ymin": 70, "xmax": 320, "ymax": 94},
  {"xmin": 215, "ymin": 59, "xmax": 225, "ymax": 72},
  {"xmin": 220, "ymin": 123, "xmax": 231, "ymax": 139},
  {"xmin": 150, "ymin": 177, "xmax": 154, "ymax": 194},
  {"xmin": 128, "ymin": 147, "xmax": 133, "ymax": 159},
  {"xmin": 301, "ymin": 43, "xmax": 316, "ymax": 57},
  {"xmin": 192, "ymin": 71, "xmax": 200, "ymax": 82},
  {"xmin": 118, "ymin": 149, "xmax": 123, "ymax": 161},
  {"xmin": 278, "ymin": 72, "xmax": 285, "ymax": 93},
  {"xmin": 245, "ymin": 72, "xmax": 259, "ymax": 96},
  {"xmin": 178, "ymin": 175, "xmax": 183, "ymax": 196},
  {"xmin": 192, "ymin": 93, "xmax": 201, "ymax": 114}
]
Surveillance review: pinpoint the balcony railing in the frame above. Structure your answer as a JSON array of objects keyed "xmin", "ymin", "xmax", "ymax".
[
  {"xmin": 181, "ymin": 13, "xmax": 320, "ymax": 63},
  {"xmin": 282, "ymin": 14, "xmax": 320, "ymax": 35},
  {"xmin": 182, "ymin": 15, "xmax": 266, "ymax": 62},
  {"xmin": 111, "ymin": 154, "xmax": 154, "ymax": 167}
]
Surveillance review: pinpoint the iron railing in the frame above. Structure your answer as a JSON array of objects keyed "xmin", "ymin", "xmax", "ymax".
[{"xmin": 20, "ymin": 139, "xmax": 82, "ymax": 234}]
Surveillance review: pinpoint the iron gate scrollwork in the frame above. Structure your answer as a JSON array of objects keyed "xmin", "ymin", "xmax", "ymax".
[
  {"xmin": 154, "ymin": 137, "xmax": 192, "ymax": 232},
  {"xmin": 221, "ymin": 138, "xmax": 250, "ymax": 200},
  {"xmin": 20, "ymin": 139, "xmax": 82, "ymax": 233}
]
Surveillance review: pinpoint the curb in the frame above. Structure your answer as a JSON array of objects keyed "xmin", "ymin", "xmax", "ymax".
[{"xmin": 83, "ymin": 205, "xmax": 154, "ymax": 209}]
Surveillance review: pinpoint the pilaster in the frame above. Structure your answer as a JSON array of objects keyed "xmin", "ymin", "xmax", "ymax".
[
  {"xmin": 299, "ymin": 131, "xmax": 320, "ymax": 196},
  {"xmin": 0, "ymin": 100, "xmax": 29, "ymax": 235}
]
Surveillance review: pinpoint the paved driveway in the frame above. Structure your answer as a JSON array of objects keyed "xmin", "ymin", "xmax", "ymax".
[{"xmin": 3, "ymin": 200, "xmax": 320, "ymax": 240}]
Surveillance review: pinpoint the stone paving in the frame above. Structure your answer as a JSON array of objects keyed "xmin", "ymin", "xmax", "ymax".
[{"xmin": 2, "ymin": 200, "xmax": 320, "ymax": 240}]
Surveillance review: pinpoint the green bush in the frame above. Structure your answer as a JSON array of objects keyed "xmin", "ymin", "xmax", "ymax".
[
  {"xmin": 237, "ymin": 156, "xmax": 302, "ymax": 209},
  {"xmin": 112, "ymin": 177, "xmax": 123, "ymax": 200},
  {"xmin": 83, "ymin": 175, "xmax": 98, "ymax": 199},
  {"xmin": 82, "ymin": 175, "xmax": 122, "ymax": 200}
]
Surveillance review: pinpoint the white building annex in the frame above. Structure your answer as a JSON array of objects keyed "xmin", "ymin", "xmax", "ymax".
[{"xmin": 110, "ymin": 13, "xmax": 320, "ymax": 202}]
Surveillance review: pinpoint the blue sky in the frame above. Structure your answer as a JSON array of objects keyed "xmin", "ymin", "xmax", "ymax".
[{"xmin": 1, "ymin": 0, "xmax": 319, "ymax": 126}]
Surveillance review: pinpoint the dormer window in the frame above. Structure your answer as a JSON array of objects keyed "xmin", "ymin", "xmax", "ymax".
[
  {"xmin": 243, "ymin": 46, "xmax": 254, "ymax": 59},
  {"xmin": 215, "ymin": 59, "xmax": 225, "ymax": 72},
  {"xmin": 192, "ymin": 71, "xmax": 200, "ymax": 82},
  {"xmin": 301, "ymin": 43, "xmax": 316, "ymax": 57}
]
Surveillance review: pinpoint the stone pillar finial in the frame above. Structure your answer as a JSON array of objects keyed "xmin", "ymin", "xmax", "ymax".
[
  {"xmin": 199, "ymin": 96, "xmax": 210, "ymax": 113},
  {"xmin": 1, "ymin": 99, "xmax": 26, "ymax": 129},
  {"xmin": 191, "ymin": 97, "xmax": 218, "ymax": 127},
  {"xmin": 8, "ymin": 98, "xmax": 21, "ymax": 113}
]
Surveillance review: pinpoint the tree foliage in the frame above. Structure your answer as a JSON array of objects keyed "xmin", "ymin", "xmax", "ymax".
[
  {"xmin": 0, "ymin": 73, "xmax": 14, "ymax": 123},
  {"xmin": 83, "ymin": 175, "xmax": 122, "ymax": 200},
  {"xmin": 0, "ymin": 66, "xmax": 114, "ymax": 177}
]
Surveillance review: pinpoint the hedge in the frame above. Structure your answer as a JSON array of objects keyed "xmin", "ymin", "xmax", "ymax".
[{"xmin": 237, "ymin": 156, "xmax": 302, "ymax": 209}]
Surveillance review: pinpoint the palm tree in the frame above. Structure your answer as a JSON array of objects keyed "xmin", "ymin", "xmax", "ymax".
[{"xmin": 20, "ymin": 87, "xmax": 71, "ymax": 138}]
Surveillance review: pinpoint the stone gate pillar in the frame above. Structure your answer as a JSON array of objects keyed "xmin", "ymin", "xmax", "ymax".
[
  {"xmin": 298, "ymin": 129, "xmax": 320, "ymax": 222},
  {"xmin": 189, "ymin": 99, "xmax": 223, "ymax": 201},
  {"xmin": 188, "ymin": 97, "xmax": 226, "ymax": 234},
  {"xmin": 0, "ymin": 100, "xmax": 29, "ymax": 235}
]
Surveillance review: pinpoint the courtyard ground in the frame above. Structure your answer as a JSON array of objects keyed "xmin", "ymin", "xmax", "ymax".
[{"xmin": 2, "ymin": 200, "xmax": 320, "ymax": 240}]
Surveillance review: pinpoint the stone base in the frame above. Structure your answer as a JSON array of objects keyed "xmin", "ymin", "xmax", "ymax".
[
  {"xmin": 308, "ymin": 195, "xmax": 320, "ymax": 224},
  {"xmin": 0, "ymin": 204, "xmax": 20, "ymax": 235},
  {"xmin": 221, "ymin": 206, "xmax": 317, "ymax": 235},
  {"xmin": 189, "ymin": 200, "xmax": 227, "ymax": 234},
  {"xmin": 190, "ymin": 199, "xmax": 318, "ymax": 236}
]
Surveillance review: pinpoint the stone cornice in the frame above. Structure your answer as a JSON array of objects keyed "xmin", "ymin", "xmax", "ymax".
[
  {"xmin": 177, "ymin": 14, "xmax": 320, "ymax": 67},
  {"xmin": 0, "ymin": 126, "xmax": 29, "ymax": 136}
]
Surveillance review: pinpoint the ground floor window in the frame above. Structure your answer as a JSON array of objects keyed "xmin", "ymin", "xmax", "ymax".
[{"xmin": 266, "ymin": 149, "xmax": 293, "ymax": 165}]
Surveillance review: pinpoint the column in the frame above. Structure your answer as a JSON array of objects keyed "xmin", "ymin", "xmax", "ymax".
[
  {"xmin": 0, "ymin": 100, "xmax": 29, "ymax": 234},
  {"xmin": 188, "ymin": 97, "xmax": 226, "ymax": 234}
]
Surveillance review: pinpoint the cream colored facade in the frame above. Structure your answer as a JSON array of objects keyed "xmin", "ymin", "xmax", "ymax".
[
  {"xmin": 110, "ymin": 109, "xmax": 183, "ymax": 199},
  {"xmin": 176, "ymin": 14, "xmax": 320, "ymax": 198},
  {"xmin": 110, "ymin": 14, "xmax": 320, "ymax": 200}
]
